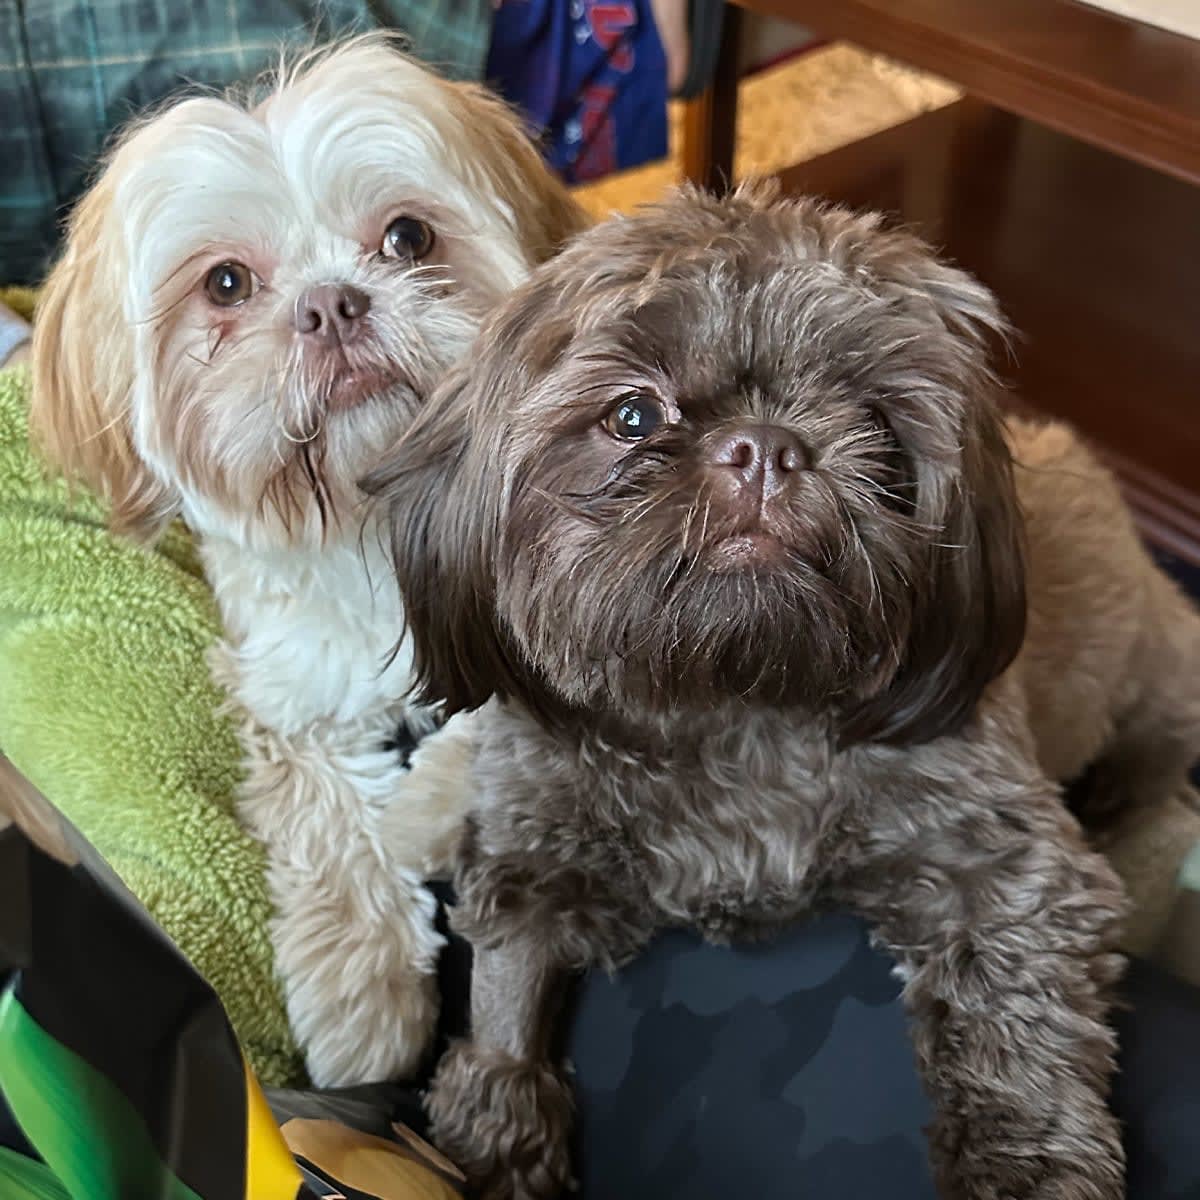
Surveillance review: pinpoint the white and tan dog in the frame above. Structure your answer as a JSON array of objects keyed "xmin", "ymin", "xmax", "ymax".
[{"xmin": 29, "ymin": 35, "xmax": 587, "ymax": 1086}]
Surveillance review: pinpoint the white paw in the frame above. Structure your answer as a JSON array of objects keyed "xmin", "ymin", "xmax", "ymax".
[
  {"xmin": 278, "ymin": 865, "xmax": 444, "ymax": 1086},
  {"xmin": 382, "ymin": 712, "xmax": 477, "ymax": 877}
]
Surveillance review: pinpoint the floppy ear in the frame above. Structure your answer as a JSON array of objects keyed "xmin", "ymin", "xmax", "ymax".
[
  {"xmin": 29, "ymin": 167, "xmax": 178, "ymax": 541},
  {"xmin": 452, "ymin": 81, "xmax": 592, "ymax": 264},
  {"xmin": 365, "ymin": 259, "xmax": 583, "ymax": 717},
  {"xmin": 362, "ymin": 367, "xmax": 528, "ymax": 716},
  {"xmin": 839, "ymin": 248, "xmax": 1027, "ymax": 747}
]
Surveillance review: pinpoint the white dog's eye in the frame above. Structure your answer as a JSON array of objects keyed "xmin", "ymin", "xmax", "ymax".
[
  {"xmin": 204, "ymin": 262, "xmax": 256, "ymax": 307},
  {"xmin": 603, "ymin": 394, "xmax": 668, "ymax": 441},
  {"xmin": 380, "ymin": 217, "xmax": 435, "ymax": 262}
]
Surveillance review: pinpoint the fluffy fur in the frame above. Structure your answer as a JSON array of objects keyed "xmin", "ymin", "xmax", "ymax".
[
  {"xmin": 29, "ymin": 36, "xmax": 588, "ymax": 1087},
  {"xmin": 368, "ymin": 184, "xmax": 1200, "ymax": 1198}
]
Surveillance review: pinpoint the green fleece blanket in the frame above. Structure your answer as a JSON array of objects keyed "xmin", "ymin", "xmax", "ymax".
[{"xmin": 0, "ymin": 363, "xmax": 304, "ymax": 1086}]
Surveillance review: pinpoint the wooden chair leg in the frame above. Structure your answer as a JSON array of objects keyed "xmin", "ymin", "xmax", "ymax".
[{"xmin": 680, "ymin": 3, "xmax": 743, "ymax": 192}]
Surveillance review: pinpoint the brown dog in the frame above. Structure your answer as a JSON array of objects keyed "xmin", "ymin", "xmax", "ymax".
[{"xmin": 368, "ymin": 184, "xmax": 1200, "ymax": 1199}]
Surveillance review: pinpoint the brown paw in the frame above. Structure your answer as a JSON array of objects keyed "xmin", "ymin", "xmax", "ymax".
[
  {"xmin": 427, "ymin": 1042, "xmax": 574, "ymax": 1200},
  {"xmin": 689, "ymin": 888, "xmax": 798, "ymax": 945},
  {"xmin": 933, "ymin": 1110, "xmax": 1125, "ymax": 1200}
]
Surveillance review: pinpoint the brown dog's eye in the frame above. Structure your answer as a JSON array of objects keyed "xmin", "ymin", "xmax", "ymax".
[
  {"xmin": 603, "ymin": 394, "xmax": 667, "ymax": 441},
  {"xmin": 204, "ymin": 262, "xmax": 256, "ymax": 307},
  {"xmin": 381, "ymin": 217, "xmax": 435, "ymax": 261}
]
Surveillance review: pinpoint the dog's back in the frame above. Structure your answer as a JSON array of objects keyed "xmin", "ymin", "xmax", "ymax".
[{"xmin": 1006, "ymin": 416, "xmax": 1200, "ymax": 823}]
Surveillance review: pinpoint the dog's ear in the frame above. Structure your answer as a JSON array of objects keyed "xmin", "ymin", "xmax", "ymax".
[
  {"xmin": 839, "ymin": 246, "xmax": 1027, "ymax": 747},
  {"xmin": 365, "ymin": 257, "xmax": 578, "ymax": 718},
  {"xmin": 453, "ymin": 81, "xmax": 591, "ymax": 264},
  {"xmin": 29, "ymin": 165, "xmax": 178, "ymax": 541},
  {"xmin": 363, "ymin": 366, "xmax": 524, "ymax": 716}
]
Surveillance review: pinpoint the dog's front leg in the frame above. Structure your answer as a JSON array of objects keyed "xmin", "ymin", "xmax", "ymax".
[
  {"xmin": 233, "ymin": 717, "xmax": 442, "ymax": 1088},
  {"xmin": 835, "ymin": 765, "xmax": 1127, "ymax": 1200},
  {"xmin": 428, "ymin": 849, "xmax": 651, "ymax": 1200},
  {"xmin": 429, "ymin": 938, "xmax": 574, "ymax": 1200}
]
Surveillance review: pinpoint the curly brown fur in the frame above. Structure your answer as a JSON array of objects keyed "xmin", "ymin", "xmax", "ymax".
[
  {"xmin": 368, "ymin": 184, "xmax": 1200, "ymax": 1199},
  {"xmin": 427, "ymin": 1043, "xmax": 574, "ymax": 1199}
]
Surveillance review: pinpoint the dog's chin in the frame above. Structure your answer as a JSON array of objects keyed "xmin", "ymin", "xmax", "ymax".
[
  {"xmin": 547, "ymin": 561, "xmax": 870, "ymax": 718},
  {"xmin": 175, "ymin": 375, "xmax": 430, "ymax": 549},
  {"xmin": 282, "ymin": 363, "xmax": 425, "ymax": 445}
]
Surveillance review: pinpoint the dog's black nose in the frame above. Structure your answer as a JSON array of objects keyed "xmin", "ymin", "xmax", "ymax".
[
  {"xmin": 294, "ymin": 283, "xmax": 371, "ymax": 344},
  {"xmin": 710, "ymin": 425, "xmax": 809, "ymax": 488}
]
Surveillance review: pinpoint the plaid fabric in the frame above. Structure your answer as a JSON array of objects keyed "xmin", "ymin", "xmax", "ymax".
[{"xmin": 0, "ymin": 0, "xmax": 493, "ymax": 286}]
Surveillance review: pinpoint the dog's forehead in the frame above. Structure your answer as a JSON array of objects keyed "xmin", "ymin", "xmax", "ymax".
[
  {"xmin": 563, "ymin": 235, "xmax": 876, "ymax": 365},
  {"xmin": 259, "ymin": 66, "xmax": 462, "ymax": 193},
  {"xmin": 511, "ymin": 196, "xmax": 958, "ymax": 410},
  {"xmin": 111, "ymin": 100, "xmax": 283, "ymax": 260},
  {"xmin": 114, "ymin": 56, "xmax": 488, "ymax": 276},
  {"xmin": 527, "ymin": 264, "xmax": 947, "ymax": 426},
  {"xmin": 621, "ymin": 196, "xmax": 839, "ymax": 267},
  {"xmin": 560, "ymin": 204, "xmax": 856, "ymax": 332}
]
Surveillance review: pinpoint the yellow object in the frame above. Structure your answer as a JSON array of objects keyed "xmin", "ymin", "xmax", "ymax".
[
  {"xmin": 0, "ymin": 287, "xmax": 36, "ymax": 322},
  {"xmin": 242, "ymin": 1061, "xmax": 304, "ymax": 1199}
]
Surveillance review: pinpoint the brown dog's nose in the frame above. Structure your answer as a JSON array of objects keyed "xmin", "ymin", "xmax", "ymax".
[
  {"xmin": 294, "ymin": 284, "xmax": 370, "ymax": 344},
  {"xmin": 710, "ymin": 425, "xmax": 809, "ymax": 489}
]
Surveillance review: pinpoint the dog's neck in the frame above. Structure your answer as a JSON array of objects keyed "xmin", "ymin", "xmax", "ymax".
[
  {"xmin": 533, "ymin": 694, "xmax": 837, "ymax": 767},
  {"xmin": 194, "ymin": 503, "xmax": 418, "ymax": 735}
]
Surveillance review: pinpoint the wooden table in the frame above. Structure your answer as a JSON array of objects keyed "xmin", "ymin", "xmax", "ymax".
[{"xmin": 688, "ymin": 0, "xmax": 1200, "ymax": 562}]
